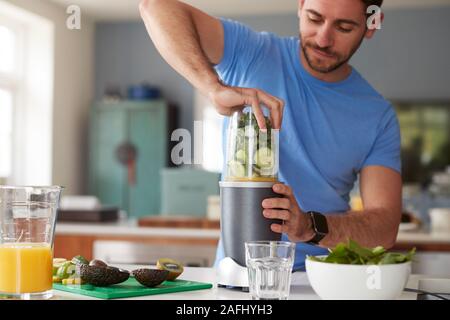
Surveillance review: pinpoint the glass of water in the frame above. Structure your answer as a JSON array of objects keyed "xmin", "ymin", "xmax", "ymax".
[{"xmin": 245, "ymin": 241, "xmax": 296, "ymax": 300}]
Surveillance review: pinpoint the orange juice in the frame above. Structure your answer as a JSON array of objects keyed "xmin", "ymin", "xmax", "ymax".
[{"xmin": 0, "ymin": 243, "xmax": 52, "ymax": 294}]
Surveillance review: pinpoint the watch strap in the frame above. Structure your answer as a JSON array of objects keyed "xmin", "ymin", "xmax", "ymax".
[{"xmin": 306, "ymin": 211, "xmax": 328, "ymax": 245}]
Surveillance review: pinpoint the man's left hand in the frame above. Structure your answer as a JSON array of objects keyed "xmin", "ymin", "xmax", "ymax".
[{"xmin": 262, "ymin": 183, "xmax": 315, "ymax": 242}]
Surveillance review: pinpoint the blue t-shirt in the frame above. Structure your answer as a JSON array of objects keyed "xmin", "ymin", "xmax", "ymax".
[{"xmin": 214, "ymin": 19, "xmax": 401, "ymax": 271}]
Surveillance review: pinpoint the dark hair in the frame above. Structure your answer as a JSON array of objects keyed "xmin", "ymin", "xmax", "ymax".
[{"xmin": 362, "ymin": 0, "xmax": 383, "ymax": 8}]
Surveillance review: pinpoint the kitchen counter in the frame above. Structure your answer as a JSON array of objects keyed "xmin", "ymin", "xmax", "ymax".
[
  {"xmin": 56, "ymin": 220, "xmax": 450, "ymax": 245},
  {"xmin": 396, "ymin": 230, "xmax": 450, "ymax": 244},
  {"xmin": 52, "ymin": 265, "xmax": 427, "ymax": 300}
]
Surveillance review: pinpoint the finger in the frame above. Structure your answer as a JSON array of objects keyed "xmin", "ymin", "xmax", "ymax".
[
  {"xmin": 240, "ymin": 88, "xmax": 266, "ymax": 130},
  {"xmin": 263, "ymin": 209, "xmax": 290, "ymax": 221},
  {"xmin": 277, "ymin": 98, "xmax": 285, "ymax": 126},
  {"xmin": 262, "ymin": 198, "xmax": 290, "ymax": 210},
  {"xmin": 254, "ymin": 90, "xmax": 279, "ymax": 128},
  {"xmin": 270, "ymin": 223, "xmax": 288, "ymax": 234},
  {"xmin": 272, "ymin": 183, "xmax": 292, "ymax": 197},
  {"xmin": 256, "ymin": 90, "xmax": 283, "ymax": 129}
]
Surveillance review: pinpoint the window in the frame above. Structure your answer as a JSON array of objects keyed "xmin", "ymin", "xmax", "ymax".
[
  {"xmin": 0, "ymin": 89, "xmax": 13, "ymax": 178},
  {"xmin": 0, "ymin": 21, "xmax": 19, "ymax": 181},
  {"xmin": 194, "ymin": 90, "xmax": 224, "ymax": 173},
  {"xmin": 0, "ymin": 2, "xmax": 54, "ymax": 186},
  {"xmin": 394, "ymin": 102, "xmax": 450, "ymax": 185},
  {"xmin": 0, "ymin": 25, "xmax": 15, "ymax": 73}
]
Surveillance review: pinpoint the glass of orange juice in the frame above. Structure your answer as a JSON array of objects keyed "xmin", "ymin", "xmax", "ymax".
[{"xmin": 0, "ymin": 186, "xmax": 63, "ymax": 300}]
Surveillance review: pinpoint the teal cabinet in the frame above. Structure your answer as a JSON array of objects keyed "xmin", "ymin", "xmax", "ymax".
[{"xmin": 89, "ymin": 100, "xmax": 169, "ymax": 218}]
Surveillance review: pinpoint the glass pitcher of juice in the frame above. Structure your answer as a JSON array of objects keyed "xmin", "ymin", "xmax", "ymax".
[
  {"xmin": 0, "ymin": 186, "xmax": 63, "ymax": 299},
  {"xmin": 225, "ymin": 106, "xmax": 279, "ymax": 182}
]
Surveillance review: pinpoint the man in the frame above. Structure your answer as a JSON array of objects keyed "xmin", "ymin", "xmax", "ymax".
[{"xmin": 140, "ymin": 0, "xmax": 402, "ymax": 270}]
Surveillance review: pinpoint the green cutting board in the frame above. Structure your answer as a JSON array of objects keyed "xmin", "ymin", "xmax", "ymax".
[{"xmin": 53, "ymin": 277, "xmax": 213, "ymax": 299}]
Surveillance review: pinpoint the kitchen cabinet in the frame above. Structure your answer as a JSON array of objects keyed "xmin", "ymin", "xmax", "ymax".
[
  {"xmin": 53, "ymin": 221, "xmax": 220, "ymax": 266},
  {"xmin": 88, "ymin": 100, "xmax": 176, "ymax": 218},
  {"xmin": 53, "ymin": 232, "xmax": 218, "ymax": 267}
]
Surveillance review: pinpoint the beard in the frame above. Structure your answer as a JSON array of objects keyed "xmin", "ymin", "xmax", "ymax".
[{"xmin": 300, "ymin": 33, "xmax": 365, "ymax": 74}]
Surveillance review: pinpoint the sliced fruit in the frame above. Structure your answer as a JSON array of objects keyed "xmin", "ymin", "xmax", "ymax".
[
  {"xmin": 71, "ymin": 255, "xmax": 89, "ymax": 266},
  {"xmin": 53, "ymin": 258, "xmax": 67, "ymax": 264},
  {"xmin": 228, "ymin": 160, "xmax": 245, "ymax": 178},
  {"xmin": 52, "ymin": 276, "xmax": 62, "ymax": 283},
  {"xmin": 252, "ymin": 164, "xmax": 261, "ymax": 175},
  {"xmin": 260, "ymin": 166, "xmax": 275, "ymax": 177},
  {"xmin": 62, "ymin": 277, "xmax": 85, "ymax": 285},
  {"xmin": 132, "ymin": 269, "xmax": 169, "ymax": 288},
  {"xmin": 62, "ymin": 278, "xmax": 75, "ymax": 285},
  {"xmin": 255, "ymin": 147, "xmax": 274, "ymax": 168},
  {"xmin": 156, "ymin": 258, "xmax": 184, "ymax": 281},
  {"xmin": 53, "ymin": 258, "xmax": 68, "ymax": 276},
  {"xmin": 56, "ymin": 261, "xmax": 76, "ymax": 280},
  {"xmin": 235, "ymin": 149, "xmax": 247, "ymax": 163},
  {"xmin": 79, "ymin": 264, "xmax": 129, "ymax": 287}
]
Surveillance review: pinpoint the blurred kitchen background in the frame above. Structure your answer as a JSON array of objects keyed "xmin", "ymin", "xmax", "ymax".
[{"xmin": 0, "ymin": 0, "xmax": 449, "ymax": 274}]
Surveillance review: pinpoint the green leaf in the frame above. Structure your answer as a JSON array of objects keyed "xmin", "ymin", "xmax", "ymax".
[
  {"xmin": 406, "ymin": 247, "xmax": 416, "ymax": 262},
  {"xmin": 347, "ymin": 239, "xmax": 374, "ymax": 261},
  {"xmin": 317, "ymin": 240, "xmax": 415, "ymax": 265},
  {"xmin": 371, "ymin": 246, "xmax": 386, "ymax": 256}
]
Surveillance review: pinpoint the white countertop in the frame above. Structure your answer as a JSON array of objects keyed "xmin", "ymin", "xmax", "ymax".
[
  {"xmin": 396, "ymin": 230, "xmax": 450, "ymax": 244},
  {"xmin": 55, "ymin": 220, "xmax": 450, "ymax": 244},
  {"xmin": 50, "ymin": 264, "xmax": 429, "ymax": 300}
]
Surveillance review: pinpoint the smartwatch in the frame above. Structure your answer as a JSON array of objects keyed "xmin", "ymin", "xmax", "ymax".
[{"xmin": 306, "ymin": 211, "xmax": 328, "ymax": 245}]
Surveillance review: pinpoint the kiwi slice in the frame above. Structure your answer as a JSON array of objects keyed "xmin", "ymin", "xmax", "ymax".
[{"xmin": 156, "ymin": 258, "xmax": 184, "ymax": 281}]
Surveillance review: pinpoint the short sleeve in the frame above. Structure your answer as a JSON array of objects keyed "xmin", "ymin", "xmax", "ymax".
[
  {"xmin": 214, "ymin": 18, "xmax": 268, "ymax": 82},
  {"xmin": 361, "ymin": 107, "xmax": 401, "ymax": 173}
]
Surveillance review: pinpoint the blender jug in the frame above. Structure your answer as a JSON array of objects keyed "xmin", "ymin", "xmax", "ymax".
[{"xmin": 218, "ymin": 107, "xmax": 282, "ymax": 288}]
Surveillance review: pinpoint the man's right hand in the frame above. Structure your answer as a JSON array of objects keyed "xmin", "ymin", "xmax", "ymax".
[{"xmin": 208, "ymin": 83, "xmax": 285, "ymax": 130}]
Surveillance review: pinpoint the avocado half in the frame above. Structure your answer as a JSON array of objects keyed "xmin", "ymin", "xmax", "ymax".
[
  {"xmin": 79, "ymin": 264, "xmax": 130, "ymax": 287},
  {"xmin": 156, "ymin": 258, "xmax": 184, "ymax": 281},
  {"xmin": 132, "ymin": 269, "xmax": 169, "ymax": 288}
]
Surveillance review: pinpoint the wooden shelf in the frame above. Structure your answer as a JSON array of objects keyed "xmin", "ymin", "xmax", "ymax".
[{"xmin": 137, "ymin": 216, "xmax": 220, "ymax": 229}]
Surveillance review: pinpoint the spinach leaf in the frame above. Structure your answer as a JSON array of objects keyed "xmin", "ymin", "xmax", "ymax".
[{"xmin": 307, "ymin": 239, "xmax": 415, "ymax": 265}]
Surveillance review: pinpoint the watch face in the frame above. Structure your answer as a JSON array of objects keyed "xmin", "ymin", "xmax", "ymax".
[{"xmin": 310, "ymin": 212, "xmax": 328, "ymax": 235}]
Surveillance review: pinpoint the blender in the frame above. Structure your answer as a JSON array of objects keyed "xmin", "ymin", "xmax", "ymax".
[{"xmin": 217, "ymin": 107, "xmax": 282, "ymax": 288}]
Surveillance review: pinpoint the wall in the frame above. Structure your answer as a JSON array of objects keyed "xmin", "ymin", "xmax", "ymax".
[
  {"xmin": 95, "ymin": 22, "xmax": 194, "ymax": 131},
  {"xmin": 95, "ymin": 7, "xmax": 450, "ymax": 136},
  {"xmin": 4, "ymin": 0, "xmax": 95, "ymax": 194},
  {"xmin": 232, "ymin": 8, "xmax": 450, "ymax": 99}
]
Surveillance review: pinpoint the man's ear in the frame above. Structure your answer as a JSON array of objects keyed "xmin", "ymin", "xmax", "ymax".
[{"xmin": 365, "ymin": 12, "xmax": 384, "ymax": 39}]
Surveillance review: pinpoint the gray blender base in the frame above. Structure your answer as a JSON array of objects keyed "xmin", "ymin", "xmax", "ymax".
[
  {"xmin": 218, "ymin": 181, "xmax": 283, "ymax": 289},
  {"xmin": 220, "ymin": 181, "xmax": 282, "ymax": 266}
]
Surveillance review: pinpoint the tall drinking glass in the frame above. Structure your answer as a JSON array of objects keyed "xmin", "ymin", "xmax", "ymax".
[
  {"xmin": 0, "ymin": 186, "xmax": 63, "ymax": 299},
  {"xmin": 245, "ymin": 241, "xmax": 296, "ymax": 300}
]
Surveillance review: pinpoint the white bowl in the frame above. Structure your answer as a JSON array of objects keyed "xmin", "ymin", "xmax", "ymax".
[{"xmin": 305, "ymin": 257, "xmax": 411, "ymax": 300}]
